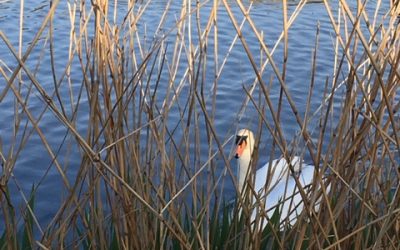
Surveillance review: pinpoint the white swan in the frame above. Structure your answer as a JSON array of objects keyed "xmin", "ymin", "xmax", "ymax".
[{"xmin": 234, "ymin": 128, "xmax": 316, "ymax": 226}]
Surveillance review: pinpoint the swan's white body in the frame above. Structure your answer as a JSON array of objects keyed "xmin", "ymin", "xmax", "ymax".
[
  {"xmin": 250, "ymin": 156, "xmax": 314, "ymax": 224},
  {"xmin": 235, "ymin": 129, "xmax": 315, "ymax": 225}
]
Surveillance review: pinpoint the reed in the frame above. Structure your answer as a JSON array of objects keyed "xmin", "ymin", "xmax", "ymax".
[{"xmin": 0, "ymin": 0, "xmax": 399, "ymax": 248}]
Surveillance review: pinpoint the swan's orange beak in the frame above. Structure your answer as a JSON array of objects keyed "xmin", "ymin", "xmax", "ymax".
[{"xmin": 235, "ymin": 141, "xmax": 246, "ymax": 159}]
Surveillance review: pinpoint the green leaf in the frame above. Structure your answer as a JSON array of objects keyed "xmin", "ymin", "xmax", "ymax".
[
  {"xmin": 109, "ymin": 222, "xmax": 119, "ymax": 250},
  {"xmin": 20, "ymin": 184, "xmax": 35, "ymax": 250},
  {"xmin": 260, "ymin": 202, "xmax": 281, "ymax": 249},
  {"xmin": 0, "ymin": 230, "xmax": 6, "ymax": 250}
]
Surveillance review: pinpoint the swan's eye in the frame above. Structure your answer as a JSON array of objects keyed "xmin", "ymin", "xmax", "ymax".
[{"xmin": 235, "ymin": 135, "xmax": 248, "ymax": 146}]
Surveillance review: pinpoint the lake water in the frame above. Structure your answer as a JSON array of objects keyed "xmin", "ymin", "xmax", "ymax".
[{"xmin": 0, "ymin": 0, "xmax": 394, "ymax": 236}]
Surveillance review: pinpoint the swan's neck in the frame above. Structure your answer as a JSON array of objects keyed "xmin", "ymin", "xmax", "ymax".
[
  {"xmin": 235, "ymin": 129, "xmax": 255, "ymax": 193},
  {"xmin": 238, "ymin": 152, "xmax": 252, "ymax": 192}
]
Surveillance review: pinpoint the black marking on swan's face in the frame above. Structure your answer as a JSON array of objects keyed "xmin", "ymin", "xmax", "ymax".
[{"xmin": 235, "ymin": 135, "xmax": 248, "ymax": 146}]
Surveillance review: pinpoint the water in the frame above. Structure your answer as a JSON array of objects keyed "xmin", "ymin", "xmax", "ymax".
[{"xmin": 0, "ymin": 0, "xmax": 394, "ymax": 235}]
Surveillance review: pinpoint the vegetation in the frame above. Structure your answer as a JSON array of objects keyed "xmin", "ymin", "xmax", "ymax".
[{"xmin": 0, "ymin": 0, "xmax": 399, "ymax": 248}]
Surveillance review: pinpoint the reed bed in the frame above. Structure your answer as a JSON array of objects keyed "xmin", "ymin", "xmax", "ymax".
[{"xmin": 0, "ymin": 0, "xmax": 399, "ymax": 249}]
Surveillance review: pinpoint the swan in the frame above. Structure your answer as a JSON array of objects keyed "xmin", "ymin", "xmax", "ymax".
[{"xmin": 234, "ymin": 128, "xmax": 316, "ymax": 227}]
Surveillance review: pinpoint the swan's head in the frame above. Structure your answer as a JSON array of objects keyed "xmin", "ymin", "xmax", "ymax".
[
  {"xmin": 235, "ymin": 129, "xmax": 255, "ymax": 160},
  {"xmin": 235, "ymin": 129, "xmax": 255, "ymax": 192}
]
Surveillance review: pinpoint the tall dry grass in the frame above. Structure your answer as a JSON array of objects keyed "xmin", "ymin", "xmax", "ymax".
[{"xmin": 0, "ymin": 0, "xmax": 399, "ymax": 249}]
